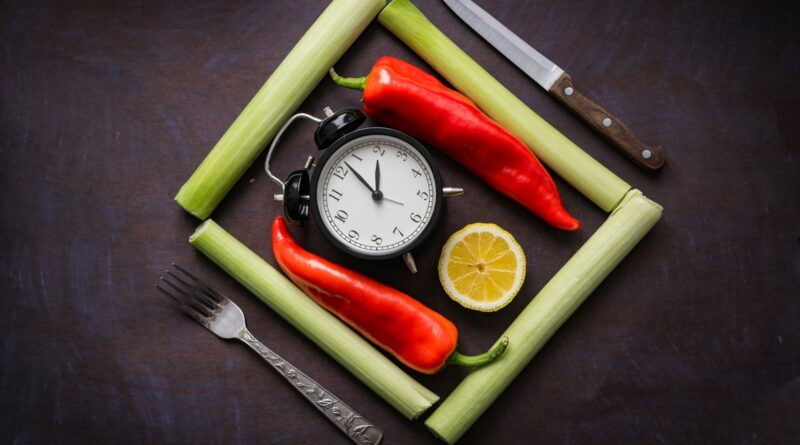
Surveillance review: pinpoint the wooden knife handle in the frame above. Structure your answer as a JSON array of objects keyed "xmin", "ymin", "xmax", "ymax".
[{"xmin": 549, "ymin": 72, "xmax": 665, "ymax": 170}]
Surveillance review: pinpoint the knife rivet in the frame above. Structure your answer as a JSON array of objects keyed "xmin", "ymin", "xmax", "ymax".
[
  {"xmin": 564, "ymin": 87, "xmax": 574, "ymax": 96},
  {"xmin": 642, "ymin": 149, "xmax": 652, "ymax": 159},
  {"xmin": 603, "ymin": 118, "xmax": 612, "ymax": 127}
]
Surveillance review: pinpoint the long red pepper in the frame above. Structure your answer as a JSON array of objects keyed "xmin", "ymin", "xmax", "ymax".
[
  {"xmin": 330, "ymin": 56, "xmax": 580, "ymax": 231},
  {"xmin": 272, "ymin": 216, "xmax": 507, "ymax": 375}
]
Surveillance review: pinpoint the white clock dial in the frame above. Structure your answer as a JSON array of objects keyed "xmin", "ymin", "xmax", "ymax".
[{"xmin": 314, "ymin": 133, "xmax": 438, "ymax": 257}]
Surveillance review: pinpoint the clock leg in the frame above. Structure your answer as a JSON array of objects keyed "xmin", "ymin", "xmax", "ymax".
[
  {"xmin": 443, "ymin": 187, "xmax": 464, "ymax": 197},
  {"xmin": 402, "ymin": 252, "xmax": 418, "ymax": 274}
]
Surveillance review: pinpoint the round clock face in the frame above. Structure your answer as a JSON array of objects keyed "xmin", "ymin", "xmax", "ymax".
[{"xmin": 311, "ymin": 128, "xmax": 442, "ymax": 259}]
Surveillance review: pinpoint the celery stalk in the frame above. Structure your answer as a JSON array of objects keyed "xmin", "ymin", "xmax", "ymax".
[
  {"xmin": 425, "ymin": 190, "xmax": 662, "ymax": 443},
  {"xmin": 189, "ymin": 220, "xmax": 438, "ymax": 419},
  {"xmin": 176, "ymin": 0, "xmax": 385, "ymax": 219},
  {"xmin": 378, "ymin": 0, "xmax": 630, "ymax": 212}
]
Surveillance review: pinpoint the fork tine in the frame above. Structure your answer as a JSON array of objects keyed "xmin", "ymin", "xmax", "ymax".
[
  {"xmin": 176, "ymin": 302, "xmax": 210, "ymax": 325},
  {"xmin": 165, "ymin": 270, "xmax": 220, "ymax": 311},
  {"xmin": 172, "ymin": 263, "xmax": 226, "ymax": 303},
  {"xmin": 171, "ymin": 263, "xmax": 202, "ymax": 282},
  {"xmin": 159, "ymin": 277, "xmax": 214, "ymax": 318},
  {"xmin": 170, "ymin": 265, "xmax": 226, "ymax": 304},
  {"xmin": 192, "ymin": 290, "xmax": 222, "ymax": 312},
  {"xmin": 186, "ymin": 296, "xmax": 214, "ymax": 318},
  {"xmin": 159, "ymin": 276, "xmax": 190, "ymax": 300},
  {"xmin": 190, "ymin": 290, "xmax": 222, "ymax": 313},
  {"xmin": 156, "ymin": 281, "xmax": 183, "ymax": 303},
  {"xmin": 157, "ymin": 280, "xmax": 212, "ymax": 323}
]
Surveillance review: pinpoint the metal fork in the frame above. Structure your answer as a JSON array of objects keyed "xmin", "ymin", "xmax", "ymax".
[{"xmin": 157, "ymin": 264, "xmax": 383, "ymax": 445}]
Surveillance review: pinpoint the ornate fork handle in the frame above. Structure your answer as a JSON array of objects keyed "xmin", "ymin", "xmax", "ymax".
[{"xmin": 239, "ymin": 329, "xmax": 383, "ymax": 445}]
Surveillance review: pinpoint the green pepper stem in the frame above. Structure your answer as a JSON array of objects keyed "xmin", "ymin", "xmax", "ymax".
[
  {"xmin": 447, "ymin": 337, "xmax": 509, "ymax": 368},
  {"xmin": 329, "ymin": 68, "xmax": 367, "ymax": 91}
]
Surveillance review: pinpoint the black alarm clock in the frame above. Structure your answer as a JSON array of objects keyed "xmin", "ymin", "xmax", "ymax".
[{"xmin": 265, "ymin": 107, "xmax": 463, "ymax": 273}]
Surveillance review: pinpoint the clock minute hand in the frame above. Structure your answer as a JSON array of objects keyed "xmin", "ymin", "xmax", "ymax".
[
  {"xmin": 344, "ymin": 161, "xmax": 375, "ymax": 192},
  {"xmin": 345, "ymin": 161, "xmax": 384, "ymax": 201}
]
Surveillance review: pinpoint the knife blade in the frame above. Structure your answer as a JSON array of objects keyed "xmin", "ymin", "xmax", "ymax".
[{"xmin": 443, "ymin": 0, "xmax": 665, "ymax": 170}]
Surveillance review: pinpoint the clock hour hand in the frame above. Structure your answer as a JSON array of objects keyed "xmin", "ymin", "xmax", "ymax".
[
  {"xmin": 345, "ymin": 161, "xmax": 383, "ymax": 201},
  {"xmin": 374, "ymin": 159, "xmax": 381, "ymax": 193}
]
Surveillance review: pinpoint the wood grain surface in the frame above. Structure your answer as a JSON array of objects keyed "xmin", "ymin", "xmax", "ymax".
[{"xmin": 1, "ymin": 0, "xmax": 798, "ymax": 444}]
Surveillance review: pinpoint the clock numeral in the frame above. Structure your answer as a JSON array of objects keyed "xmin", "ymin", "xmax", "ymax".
[
  {"xmin": 333, "ymin": 166, "xmax": 348, "ymax": 181},
  {"xmin": 373, "ymin": 146, "xmax": 386, "ymax": 157},
  {"xmin": 329, "ymin": 189, "xmax": 343, "ymax": 202},
  {"xmin": 411, "ymin": 168, "xmax": 422, "ymax": 178},
  {"xmin": 410, "ymin": 212, "xmax": 422, "ymax": 223},
  {"xmin": 348, "ymin": 230, "xmax": 360, "ymax": 240},
  {"xmin": 416, "ymin": 190, "xmax": 429, "ymax": 201},
  {"xmin": 370, "ymin": 235, "xmax": 383, "ymax": 245},
  {"xmin": 393, "ymin": 226, "xmax": 404, "ymax": 237},
  {"xmin": 395, "ymin": 151, "xmax": 408, "ymax": 161},
  {"xmin": 351, "ymin": 153, "xmax": 363, "ymax": 161},
  {"xmin": 334, "ymin": 210, "xmax": 348, "ymax": 223}
]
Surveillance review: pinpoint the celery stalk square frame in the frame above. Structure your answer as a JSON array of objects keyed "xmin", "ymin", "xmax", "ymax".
[{"xmin": 181, "ymin": 0, "xmax": 663, "ymax": 442}]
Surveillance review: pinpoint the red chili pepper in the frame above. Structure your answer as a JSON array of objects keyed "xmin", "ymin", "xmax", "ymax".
[
  {"xmin": 271, "ymin": 215, "xmax": 507, "ymax": 374},
  {"xmin": 330, "ymin": 56, "xmax": 580, "ymax": 231}
]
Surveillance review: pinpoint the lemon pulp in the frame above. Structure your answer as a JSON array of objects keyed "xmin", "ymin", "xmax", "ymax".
[{"xmin": 438, "ymin": 223, "xmax": 526, "ymax": 312}]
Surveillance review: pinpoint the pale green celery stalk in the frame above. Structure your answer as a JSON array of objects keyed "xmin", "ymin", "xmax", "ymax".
[
  {"xmin": 189, "ymin": 220, "xmax": 438, "ymax": 419},
  {"xmin": 425, "ymin": 190, "xmax": 662, "ymax": 443},
  {"xmin": 176, "ymin": 0, "xmax": 385, "ymax": 219},
  {"xmin": 379, "ymin": 0, "xmax": 629, "ymax": 212}
]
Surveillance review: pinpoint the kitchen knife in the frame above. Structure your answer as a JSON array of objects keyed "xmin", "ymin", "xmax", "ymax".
[{"xmin": 443, "ymin": 0, "xmax": 665, "ymax": 170}]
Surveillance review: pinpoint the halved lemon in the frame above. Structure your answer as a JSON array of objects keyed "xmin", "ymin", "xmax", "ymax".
[{"xmin": 438, "ymin": 223, "xmax": 526, "ymax": 312}]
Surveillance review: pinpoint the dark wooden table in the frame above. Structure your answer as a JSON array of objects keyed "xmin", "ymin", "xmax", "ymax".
[{"xmin": 2, "ymin": 0, "xmax": 798, "ymax": 443}]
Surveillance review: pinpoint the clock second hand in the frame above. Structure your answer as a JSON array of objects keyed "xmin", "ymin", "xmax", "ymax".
[
  {"xmin": 382, "ymin": 196, "xmax": 404, "ymax": 206},
  {"xmin": 344, "ymin": 160, "xmax": 404, "ymax": 205}
]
